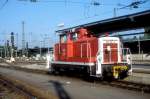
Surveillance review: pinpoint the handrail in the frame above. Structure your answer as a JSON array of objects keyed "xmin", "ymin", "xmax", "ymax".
[
  {"xmin": 80, "ymin": 42, "xmax": 92, "ymax": 62},
  {"xmin": 87, "ymin": 43, "xmax": 92, "ymax": 62},
  {"xmin": 97, "ymin": 48, "xmax": 132, "ymax": 64}
]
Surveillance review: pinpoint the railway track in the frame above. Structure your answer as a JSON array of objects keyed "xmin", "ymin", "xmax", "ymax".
[
  {"xmin": 101, "ymin": 80, "xmax": 150, "ymax": 93},
  {"xmin": 0, "ymin": 64, "xmax": 150, "ymax": 94},
  {"xmin": 0, "ymin": 73, "xmax": 57, "ymax": 99},
  {"xmin": 0, "ymin": 74, "xmax": 36, "ymax": 99}
]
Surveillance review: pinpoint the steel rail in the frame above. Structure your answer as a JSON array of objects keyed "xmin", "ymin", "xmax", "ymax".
[
  {"xmin": 0, "ymin": 64, "xmax": 150, "ymax": 93},
  {"xmin": 0, "ymin": 74, "xmax": 36, "ymax": 99}
]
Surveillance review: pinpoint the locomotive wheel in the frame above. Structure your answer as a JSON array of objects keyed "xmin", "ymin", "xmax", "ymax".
[
  {"xmin": 82, "ymin": 67, "xmax": 94, "ymax": 82},
  {"xmin": 118, "ymin": 71, "xmax": 128, "ymax": 79},
  {"xmin": 50, "ymin": 67, "xmax": 60, "ymax": 75},
  {"xmin": 102, "ymin": 70, "xmax": 113, "ymax": 81}
]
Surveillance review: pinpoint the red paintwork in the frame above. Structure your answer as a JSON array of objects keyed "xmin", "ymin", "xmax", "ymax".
[
  {"xmin": 103, "ymin": 43, "xmax": 118, "ymax": 63},
  {"xmin": 54, "ymin": 28, "xmax": 119, "ymax": 64},
  {"xmin": 55, "ymin": 37, "xmax": 98, "ymax": 63}
]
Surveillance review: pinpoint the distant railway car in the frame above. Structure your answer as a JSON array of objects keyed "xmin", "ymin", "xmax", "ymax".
[{"xmin": 50, "ymin": 27, "xmax": 132, "ymax": 79}]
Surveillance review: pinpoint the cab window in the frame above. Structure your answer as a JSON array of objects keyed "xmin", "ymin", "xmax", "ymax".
[
  {"xmin": 60, "ymin": 34, "xmax": 67, "ymax": 43},
  {"xmin": 71, "ymin": 33, "xmax": 77, "ymax": 41}
]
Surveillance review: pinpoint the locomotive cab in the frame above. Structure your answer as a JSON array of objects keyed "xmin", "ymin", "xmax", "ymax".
[{"xmin": 50, "ymin": 28, "xmax": 132, "ymax": 79}]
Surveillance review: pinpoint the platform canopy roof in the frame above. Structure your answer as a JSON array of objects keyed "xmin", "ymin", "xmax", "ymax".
[{"xmin": 56, "ymin": 10, "xmax": 150, "ymax": 36}]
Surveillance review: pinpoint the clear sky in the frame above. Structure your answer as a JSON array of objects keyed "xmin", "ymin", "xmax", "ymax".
[{"xmin": 0, "ymin": 0, "xmax": 150, "ymax": 48}]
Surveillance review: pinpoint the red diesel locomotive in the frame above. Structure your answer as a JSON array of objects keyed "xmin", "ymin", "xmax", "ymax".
[{"xmin": 50, "ymin": 27, "xmax": 132, "ymax": 79}]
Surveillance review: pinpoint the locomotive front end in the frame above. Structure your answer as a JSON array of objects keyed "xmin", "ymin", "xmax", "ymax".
[{"xmin": 96, "ymin": 37, "xmax": 132, "ymax": 79}]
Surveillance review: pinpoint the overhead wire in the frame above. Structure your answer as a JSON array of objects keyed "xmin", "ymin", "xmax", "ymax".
[
  {"xmin": 18, "ymin": 0, "xmax": 119, "ymax": 6},
  {"xmin": 65, "ymin": 3, "xmax": 150, "ymax": 26},
  {"xmin": 23, "ymin": 0, "xmax": 96, "ymax": 5},
  {"xmin": 65, "ymin": 9, "xmax": 114, "ymax": 26},
  {"xmin": 118, "ymin": 0, "xmax": 150, "ymax": 9},
  {"xmin": 17, "ymin": 0, "xmax": 150, "ymax": 26},
  {"xmin": 0, "ymin": 0, "xmax": 8, "ymax": 10}
]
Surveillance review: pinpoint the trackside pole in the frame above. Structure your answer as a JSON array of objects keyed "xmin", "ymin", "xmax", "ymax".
[
  {"xmin": 46, "ymin": 52, "xmax": 54, "ymax": 71},
  {"xmin": 46, "ymin": 53, "xmax": 50, "ymax": 69}
]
